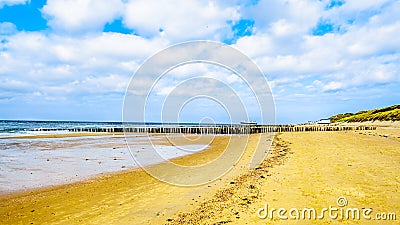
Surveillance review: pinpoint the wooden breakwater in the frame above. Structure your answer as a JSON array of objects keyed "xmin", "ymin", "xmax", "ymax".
[{"xmin": 33, "ymin": 125, "xmax": 376, "ymax": 134}]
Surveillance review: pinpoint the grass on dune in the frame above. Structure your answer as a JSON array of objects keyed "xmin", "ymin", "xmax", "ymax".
[{"xmin": 330, "ymin": 105, "xmax": 400, "ymax": 122}]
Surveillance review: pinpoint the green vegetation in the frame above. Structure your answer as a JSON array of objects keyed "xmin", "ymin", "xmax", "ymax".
[{"xmin": 330, "ymin": 105, "xmax": 400, "ymax": 122}]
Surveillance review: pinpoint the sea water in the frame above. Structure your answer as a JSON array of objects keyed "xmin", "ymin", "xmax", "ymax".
[{"xmin": 0, "ymin": 121, "xmax": 209, "ymax": 193}]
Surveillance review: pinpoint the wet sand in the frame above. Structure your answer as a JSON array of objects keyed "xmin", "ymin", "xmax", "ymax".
[
  {"xmin": 0, "ymin": 133, "xmax": 272, "ymax": 224},
  {"xmin": 0, "ymin": 133, "xmax": 211, "ymax": 193},
  {"xmin": 1, "ymin": 129, "xmax": 399, "ymax": 224}
]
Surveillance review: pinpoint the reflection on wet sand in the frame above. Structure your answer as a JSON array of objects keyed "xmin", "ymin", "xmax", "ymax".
[{"xmin": 0, "ymin": 134, "xmax": 209, "ymax": 194}]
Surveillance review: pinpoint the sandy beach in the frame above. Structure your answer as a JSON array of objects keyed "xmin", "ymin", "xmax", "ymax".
[
  {"xmin": 169, "ymin": 128, "xmax": 400, "ymax": 224},
  {"xmin": 2, "ymin": 1, "xmax": 399, "ymax": 224},
  {"xmin": 0, "ymin": 133, "xmax": 272, "ymax": 224},
  {"xmin": 1, "ymin": 128, "xmax": 399, "ymax": 224}
]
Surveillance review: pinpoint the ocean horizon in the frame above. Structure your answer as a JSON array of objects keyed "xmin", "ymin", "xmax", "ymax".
[{"xmin": 0, "ymin": 120, "xmax": 239, "ymax": 136}]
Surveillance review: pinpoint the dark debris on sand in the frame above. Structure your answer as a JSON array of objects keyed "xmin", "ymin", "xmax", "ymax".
[{"xmin": 165, "ymin": 135, "xmax": 292, "ymax": 225}]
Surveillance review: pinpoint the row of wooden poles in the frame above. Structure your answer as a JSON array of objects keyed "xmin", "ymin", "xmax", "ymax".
[{"xmin": 34, "ymin": 125, "xmax": 376, "ymax": 134}]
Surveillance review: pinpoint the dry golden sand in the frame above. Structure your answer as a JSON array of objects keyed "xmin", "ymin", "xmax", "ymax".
[
  {"xmin": 1, "ymin": 129, "xmax": 399, "ymax": 224},
  {"xmin": 171, "ymin": 129, "xmax": 399, "ymax": 225}
]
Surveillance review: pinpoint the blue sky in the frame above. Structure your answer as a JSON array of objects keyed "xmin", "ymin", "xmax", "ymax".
[{"xmin": 0, "ymin": 0, "xmax": 399, "ymax": 124}]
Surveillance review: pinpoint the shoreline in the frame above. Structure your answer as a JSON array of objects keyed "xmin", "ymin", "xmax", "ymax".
[
  {"xmin": 0, "ymin": 132, "xmax": 133, "ymax": 139},
  {"xmin": 0, "ymin": 133, "xmax": 215, "ymax": 196},
  {"xmin": 0, "ymin": 132, "xmax": 214, "ymax": 194},
  {"xmin": 0, "ymin": 133, "xmax": 273, "ymax": 224},
  {"xmin": 1, "ymin": 129, "xmax": 399, "ymax": 224}
]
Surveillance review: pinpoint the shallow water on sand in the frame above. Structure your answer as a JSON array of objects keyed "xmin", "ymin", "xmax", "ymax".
[{"xmin": 0, "ymin": 134, "xmax": 208, "ymax": 194}]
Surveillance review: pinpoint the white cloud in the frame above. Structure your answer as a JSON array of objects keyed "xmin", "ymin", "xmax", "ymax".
[
  {"xmin": 0, "ymin": 78, "xmax": 30, "ymax": 92},
  {"xmin": 0, "ymin": 31, "xmax": 168, "ymax": 102},
  {"xmin": 322, "ymin": 81, "xmax": 344, "ymax": 91},
  {"xmin": 234, "ymin": 35, "xmax": 274, "ymax": 58},
  {"xmin": 269, "ymin": 19, "xmax": 300, "ymax": 37},
  {"xmin": 233, "ymin": 0, "xmax": 400, "ymax": 95},
  {"xmin": 42, "ymin": 0, "xmax": 124, "ymax": 33},
  {"xmin": 341, "ymin": 0, "xmax": 393, "ymax": 11},
  {"xmin": 0, "ymin": 0, "xmax": 28, "ymax": 8},
  {"xmin": 3, "ymin": 31, "xmax": 166, "ymax": 66},
  {"xmin": 1, "ymin": 0, "xmax": 400, "ymax": 121},
  {"xmin": 0, "ymin": 22, "xmax": 17, "ymax": 35},
  {"xmin": 123, "ymin": 0, "xmax": 239, "ymax": 41},
  {"xmin": 53, "ymin": 74, "xmax": 130, "ymax": 94},
  {"xmin": 242, "ymin": 0, "xmax": 323, "ymax": 35}
]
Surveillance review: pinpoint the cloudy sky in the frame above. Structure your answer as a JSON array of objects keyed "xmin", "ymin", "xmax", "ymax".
[{"xmin": 0, "ymin": 0, "xmax": 399, "ymax": 124}]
